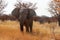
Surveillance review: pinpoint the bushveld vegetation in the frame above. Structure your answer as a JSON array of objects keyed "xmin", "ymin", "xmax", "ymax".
[
  {"xmin": 0, "ymin": 0, "xmax": 60, "ymax": 40},
  {"xmin": 0, "ymin": 20, "xmax": 60, "ymax": 40}
]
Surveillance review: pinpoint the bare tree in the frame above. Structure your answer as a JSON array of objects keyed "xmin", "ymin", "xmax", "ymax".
[
  {"xmin": 15, "ymin": 0, "xmax": 37, "ymax": 10},
  {"xmin": 0, "ymin": 0, "xmax": 7, "ymax": 15},
  {"xmin": 48, "ymin": 1, "xmax": 58, "ymax": 16},
  {"xmin": 48, "ymin": 0, "xmax": 59, "ymax": 40},
  {"xmin": 54, "ymin": 0, "xmax": 60, "ymax": 14},
  {"xmin": 48, "ymin": 0, "xmax": 60, "ymax": 16}
]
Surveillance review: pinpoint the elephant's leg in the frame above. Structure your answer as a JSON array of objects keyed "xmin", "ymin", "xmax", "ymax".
[
  {"xmin": 30, "ymin": 24, "xmax": 32, "ymax": 32},
  {"xmin": 58, "ymin": 21, "xmax": 60, "ymax": 26},
  {"xmin": 20, "ymin": 24, "xmax": 24, "ymax": 32},
  {"xmin": 25, "ymin": 25, "xmax": 29, "ymax": 32},
  {"xmin": 29, "ymin": 21, "xmax": 33, "ymax": 33}
]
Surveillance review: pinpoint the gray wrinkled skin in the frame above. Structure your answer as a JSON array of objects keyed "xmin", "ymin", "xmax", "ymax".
[{"xmin": 11, "ymin": 8, "xmax": 36, "ymax": 32}]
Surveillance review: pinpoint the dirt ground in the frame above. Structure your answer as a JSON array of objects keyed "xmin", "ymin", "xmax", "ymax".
[{"xmin": 0, "ymin": 20, "xmax": 60, "ymax": 40}]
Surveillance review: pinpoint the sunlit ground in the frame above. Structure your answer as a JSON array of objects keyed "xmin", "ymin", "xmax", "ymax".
[{"xmin": 0, "ymin": 20, "xmax": 60, "ymax": 40}]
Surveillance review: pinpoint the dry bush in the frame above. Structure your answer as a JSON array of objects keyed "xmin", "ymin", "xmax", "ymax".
[{"xmin": 0, "ymin": 21, "xmax": 60, "ymax": 40}]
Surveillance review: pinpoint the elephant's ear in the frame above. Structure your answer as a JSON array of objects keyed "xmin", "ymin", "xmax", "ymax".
[
  {"xmin": 29, "ymin": 9, "xmax": 36, "ymax": 17},
  {"xmin": 11, "ymin": 8, "xmax": 20, "ymax": 18}
]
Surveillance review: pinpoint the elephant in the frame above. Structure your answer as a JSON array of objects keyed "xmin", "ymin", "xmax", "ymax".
[{"xmin": 11, "ymin": 8, "xmax": 36, "ymax": 33}]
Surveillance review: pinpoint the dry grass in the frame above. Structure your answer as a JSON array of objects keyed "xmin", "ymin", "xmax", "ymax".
[{"xmin": 0, "ymin": 20, "xmax": 60, "ymax": 40}]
